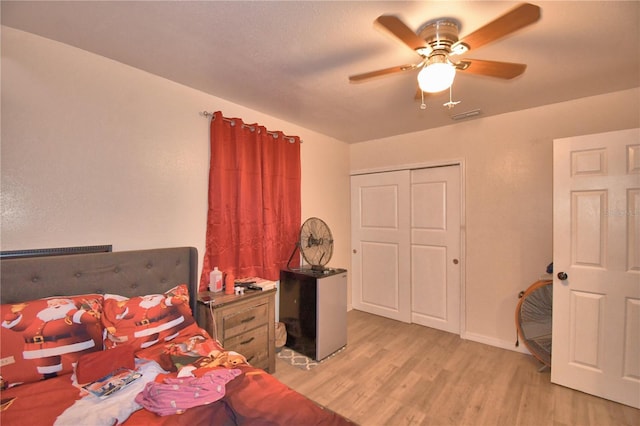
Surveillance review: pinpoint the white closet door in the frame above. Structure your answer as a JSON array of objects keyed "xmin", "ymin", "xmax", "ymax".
[
  {"xmin": 351, "ymin": 170, "xmax": 411, "ymax": 322},
  {"xmin": 552, "ymin": 128, "xmax": 640, "ymax": 408},
  {"xmin": 351, "ymin": 165, "xmax": 462, "ymax": 333},
  {"xmin": 410, "ymin": 166, "xmax": 461, "ymax": 334}
]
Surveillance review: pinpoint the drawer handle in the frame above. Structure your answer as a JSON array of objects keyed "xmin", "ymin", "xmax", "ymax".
[
  {"xmin": 240, "ymin": 337, "xmax": 255, "ymax": 345},
  {"xmin": 246, "ymin": 355, "xmax": 255, "ymax": 363},
  {"xmin": 241, "ymin": 315, "xmax": 256, "ymax": 324}
]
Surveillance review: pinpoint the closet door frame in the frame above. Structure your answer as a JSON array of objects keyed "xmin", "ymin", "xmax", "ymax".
[{"xmin": 350, "ymin": 159, "xmax": 466, "ymax": 336}]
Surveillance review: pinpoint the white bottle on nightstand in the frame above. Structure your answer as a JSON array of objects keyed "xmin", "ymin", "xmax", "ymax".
[{"xmin": 209, "ymin": 267, "xmax": 223, "ymax": 293}]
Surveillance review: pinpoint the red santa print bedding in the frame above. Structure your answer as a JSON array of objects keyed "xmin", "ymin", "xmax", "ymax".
[
  {"xmin": 102, "ymin": 284, "xmax": 199, "ymax": 350},
  {"xmin": 1, "ymin": 330, "xmax": 352, "ymax": 426},
  {"xmin": 0, "ymin": 294, "xmax": 103, "ymax": 387},
  {"xmin": 0, "ymin": 247, "xmax": 353, "ymax": 426}
]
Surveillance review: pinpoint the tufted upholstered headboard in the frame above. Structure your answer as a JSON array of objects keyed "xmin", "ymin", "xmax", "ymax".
[{"xmin": 0, "ymin": 247, "xmax": 199, "ymax": 316}]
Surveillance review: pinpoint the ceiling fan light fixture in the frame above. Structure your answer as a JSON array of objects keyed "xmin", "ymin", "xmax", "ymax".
[{"xmin": 417, "ymin": 54, "xmax": 456, "ymax": 93}]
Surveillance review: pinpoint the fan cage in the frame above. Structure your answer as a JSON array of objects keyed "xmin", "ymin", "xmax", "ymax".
[
  {"xmin": 515, "ymin": 279, "xmax": 553, "ymax": 367},
  {"xmin": 299, "ymin": 217, "xmax": 334, "ymax": 270}
]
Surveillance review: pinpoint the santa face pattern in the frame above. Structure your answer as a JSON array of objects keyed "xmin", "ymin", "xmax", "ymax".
[
  {"xmin": 102, "ymin": 285, "xmax": 195, "ymax": 350},
  {"xmin": 1, "ymin": 296, "xmax": 103, "ymax": 380},
  {"xmin": 0, "ymin": 286, "xmax": 196, "ymax": 388}
]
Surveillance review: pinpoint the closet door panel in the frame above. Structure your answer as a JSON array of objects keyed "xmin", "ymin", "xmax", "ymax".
[{"xmin": 351, "ymin": 170, "xmax": 411, "ymax": 322}]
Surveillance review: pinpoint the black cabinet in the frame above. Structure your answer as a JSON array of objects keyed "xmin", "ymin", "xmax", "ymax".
[{"xmin": 279, "ymin": 268, "xmax": 347, "ymax": 361}]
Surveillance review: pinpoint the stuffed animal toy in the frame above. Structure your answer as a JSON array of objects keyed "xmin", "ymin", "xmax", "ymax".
[{"xmin": 197, "ymin": 350, "xmax": 248, "ymax": 369}]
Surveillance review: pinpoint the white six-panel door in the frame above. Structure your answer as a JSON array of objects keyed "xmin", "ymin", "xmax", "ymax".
[{"xmin": 552, "ymin": 128, "xmax": 640, "ymax": 408}]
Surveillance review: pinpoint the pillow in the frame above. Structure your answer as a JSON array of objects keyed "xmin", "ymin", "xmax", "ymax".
[
  {"xmin": 0, "ymin": 294, "xmax": 104, "ymax": 388},
  {"xmin": 75, "ymin": 344, "xmax": 135, "ymax": 384},
  {"xmin": 102, "ymin": 284, "xmax": 199, "ymax": 352}
]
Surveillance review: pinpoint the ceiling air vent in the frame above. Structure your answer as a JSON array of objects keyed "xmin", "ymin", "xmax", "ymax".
[{"xmin": 451, "ymin": 109, "xmax": 481, "ymax": 121}]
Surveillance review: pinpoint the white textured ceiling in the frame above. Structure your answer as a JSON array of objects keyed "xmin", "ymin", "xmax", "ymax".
[{"xmin": 2, "ymin": 1, "xmax": 639, "ymax": 143}]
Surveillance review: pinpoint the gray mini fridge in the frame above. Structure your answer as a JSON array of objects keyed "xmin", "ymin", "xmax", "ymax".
[{"xmin": 279, "ymin": 268, "xmax": 347, "ymax": 361}]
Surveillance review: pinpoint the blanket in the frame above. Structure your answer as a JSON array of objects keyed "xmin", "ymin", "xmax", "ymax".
[
  {"xmin": 1, "ymin": 333, "xmax": 353, "ymax": 426},
  {"xmin": 55, "ymin": 360, "xmax": 166, "ymax": 426}
]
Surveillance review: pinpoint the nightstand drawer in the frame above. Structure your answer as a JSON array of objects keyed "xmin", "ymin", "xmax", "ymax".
[
  {"xmin": 221, "ymin": 303, "xmax": 268, "ymax": 339},
  {"xmin": 225, "ymin": 324, "xmax": 269, "ymax": 368}
]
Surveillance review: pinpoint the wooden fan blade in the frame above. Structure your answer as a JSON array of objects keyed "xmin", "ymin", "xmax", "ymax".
[
  {"xmin": 349, "ymin": 64, "xmax": 418, "ymax": 83},
  {"xmin": 454, "ymin": 3, "xmax": 541, "ymax": 52},
  {"xmin": 375, "ymin": 15, "xmax": 429, "ymax": 52},
  {"xmin": 457, "ymin": 59, "xmax": 527, "ymax": 79}
]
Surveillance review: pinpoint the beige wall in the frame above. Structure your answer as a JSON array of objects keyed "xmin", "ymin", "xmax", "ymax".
[
  {"xmin": 350, "ymin": 87, "xmax": 640, "ymax": 349},
  {"xmin": 0, "ymin": 27, "xmax": 351, "ymax": 298}
]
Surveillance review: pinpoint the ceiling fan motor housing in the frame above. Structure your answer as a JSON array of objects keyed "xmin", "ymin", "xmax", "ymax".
[{"xmin": 417, "ymin": 19, "xmax": 460, "ymax": 53}]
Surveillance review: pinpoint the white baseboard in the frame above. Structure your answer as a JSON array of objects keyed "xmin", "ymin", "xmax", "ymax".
[{"xmin": 461, "ymin": 331, "xmax": 532, "ymax": 356}]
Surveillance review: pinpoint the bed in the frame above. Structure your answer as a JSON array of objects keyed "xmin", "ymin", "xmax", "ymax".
[{"xmin": 0, "ymin": 247, "xmax": 352, "ymax": 425}]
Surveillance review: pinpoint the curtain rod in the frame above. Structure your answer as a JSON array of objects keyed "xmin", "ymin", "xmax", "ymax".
[{"xmin": 200, "ymin": 111, "xmax": 302, "ymax": 143}]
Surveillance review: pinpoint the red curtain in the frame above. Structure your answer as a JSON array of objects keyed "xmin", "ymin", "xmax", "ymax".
[{"xmin": 199, "ymin": 111, "xmax": 301, "ymax": 291}]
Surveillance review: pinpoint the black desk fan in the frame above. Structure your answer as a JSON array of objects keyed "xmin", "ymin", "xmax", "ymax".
[{"xmin": 287, "ymin": 217, "xmax": 334, "ymax": 271}]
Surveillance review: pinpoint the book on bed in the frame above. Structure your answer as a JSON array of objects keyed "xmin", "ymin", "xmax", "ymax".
[{"xmin": 82, "ymin": 368, "xmax": 142, "ymax": 398}]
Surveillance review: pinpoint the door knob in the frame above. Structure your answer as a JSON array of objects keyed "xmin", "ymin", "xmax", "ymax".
[{"xmin": 557, "ymin": 272, "xmax": 568, "ymax": 281}]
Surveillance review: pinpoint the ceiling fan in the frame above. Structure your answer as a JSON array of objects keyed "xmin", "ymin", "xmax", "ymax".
[{"xmin": 349, "ymin": 3, "xmax": 541, "ymax": 96}]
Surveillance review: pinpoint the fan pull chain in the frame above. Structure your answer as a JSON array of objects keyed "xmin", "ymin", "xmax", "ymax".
[
  {"xmin": 443, "ymin": 85, "xmax": 461, "ymax": 109},
  {"xmin": 420, "ymin": 90, "xmax": 427, "ymax": 110}
]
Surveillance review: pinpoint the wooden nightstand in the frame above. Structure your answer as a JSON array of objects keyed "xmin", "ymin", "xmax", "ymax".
[{"xmin": 196, "ymin": 289, "xmax": 276, "ymax": 373}]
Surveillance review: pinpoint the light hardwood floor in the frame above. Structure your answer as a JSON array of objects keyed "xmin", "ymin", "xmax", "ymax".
[{"xmin": 272, "ymin": 310, "xmax": 639, "ymax": 426}]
